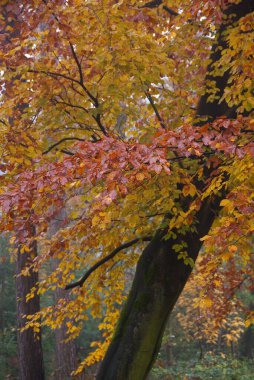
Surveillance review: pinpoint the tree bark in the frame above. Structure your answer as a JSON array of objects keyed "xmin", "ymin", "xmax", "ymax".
[
  {"xmin": 54, "ymin": 288, "xmax": 80, "ymax": 380},
  {"xmin": 16, "ymin": 225, "xmax": 45, "ymax": 380},
  {"xmin": 1, "ymin": 6, "xmax": 45, "ymax": 379},
  {"xmin": 96, "ymin": 199, "xmax": 221, "ymax": 379},
  {"xmin": 96, "ymin": 1, "xmax": 254, "ymax": 379},
  {"xmin": 49, "ymin": 208, "xmax": 81, "ymax": 380}
]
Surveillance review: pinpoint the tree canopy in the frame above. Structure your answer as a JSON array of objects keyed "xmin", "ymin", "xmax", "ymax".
[{"xmin": 0, "ymin": 0, "xmax": 253, "ymax": 377}]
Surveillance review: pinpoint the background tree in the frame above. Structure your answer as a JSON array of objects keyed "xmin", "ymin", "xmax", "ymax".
[{"xmin": 1, "ymin": 4, "xmax": 45, "ymax": 379}]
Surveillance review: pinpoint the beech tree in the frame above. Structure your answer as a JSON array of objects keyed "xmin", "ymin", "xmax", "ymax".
[
  {"xmin": 0, "ymin": 1, "xmax": 253, "ymax": 379},
  {"xmin": 1, "ymin": 4, "xmax": 45, "ymax": 379}
]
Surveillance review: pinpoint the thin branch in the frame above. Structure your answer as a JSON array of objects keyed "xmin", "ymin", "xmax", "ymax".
[
  {"xmin": 55, "ymin": 98, "xmax": 108, "ymax": 136},
  {"xmin": 69, "ymin": 42, "xmax": 84, "ymax": 84},
  {"xmin": 69, "ymin": 43, "xmax": 108, "ymax": 136},
  {"xmin": 167, "ymin": 152, "xmax": 214, "ymax": 162},
  {"xmin": 28, "ymin": 63, "xmax": 108, "ymax": 136},
  {"xmin": 63, "ymin": 109, "xmax": 101, "ymax": 140},
  {"xmin": 93, "ymin": 113, "xmax": 108, "ymax": 136},
  {"xmin": 65, "ymin": 236, "xmax": 152, "ymax": 290},
  {"xmin": 163, "ymin": 5, "xmax": 179, "ymax": 16},
  {"xmin": 145, "ymin": 90, "xmax": 166, "ymax": 129},
  {"xmin": 69, "ymin": 42, "xmax": 98, "ymax": 106},
  {"xmin": 0, "ymin": 118, "xmax": 8, "ymax": 126},
  {"xmin": 43, "ymin": 137, "xmax": 85, "ymax": 155},
  {"xmin": 60, "ymin": 149, "xmax": 75, "ymax": 156},
  {"xmin": 53, "ymin": 98, "xmax": 89, "ymax": 113},
  {"xmin": 28, "ymin": 68, "xmax": 81, "ymax": 86}
]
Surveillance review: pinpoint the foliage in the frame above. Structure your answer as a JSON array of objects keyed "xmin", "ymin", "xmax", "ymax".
[
  {"xmin": 151, "ymin": 354, "xmax": 254, "ymax": 380},
  {"xmin": 0, "ymin": 0, "xmax": 253, "ymax": 374}
]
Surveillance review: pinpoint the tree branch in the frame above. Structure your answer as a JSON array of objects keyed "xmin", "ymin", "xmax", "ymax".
[
  {"xmin": 54, "ymin": 98, "xmax": 108, "ymax": 136},
  {"xmin": 28, "ymin": 64, "xmax": 108, "ymax": 136},
  {"xmin": 65, "ymin": 236, "xmax": 152, "ymax": 290},
  {"xmin": 140, "ymin": 0, "xmax": 179, "ymax": 16},
  {"xmin": 53, "ymin": 98, "xmax": 90, "ymax": 113},
  {"xmin": 42, "ymin": 137, "xmax": 85, "ymax": 155},
  {"xmin": 69, "ymin": 42, "xmax": 98, "ymax": 106},
  {"xmin": 60, "ymin": 149, "xmax": 75, "ymax": 156},
  {"xmin": 145, "ymin": 90, "xmax": 166, "ymax": 129},
  {"xmin": 68, "ymin": 43, "xmax": 108, "ymax": 136},
  {"xmin": 28, "ymin": 68, "xmax": 82, "ymax": 87},
  {"xmin": 93, "ymin": 113, "xmax": 108, "ymax": 136},
  {"xmin": 0, "ymin": 118, "xmax": 8, "ymax": 126}
]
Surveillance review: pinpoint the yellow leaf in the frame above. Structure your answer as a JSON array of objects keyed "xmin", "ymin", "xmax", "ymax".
[
  {"xmin": 202, "ymin": 296, "xmax": 213, "ymax": 308},
  {"xmin": 200, "ymin": 235, "xmax": 211, "ymax": 241},
  {"xmin": 136, "ymin": 173, "xmax": 145, "ymax": 181},
  {"xmin": 92, "ymin": 215, "xmax": 100, "ymax": 227},
  {"xmin": 220, "ymin": 199, "xmax": 231, "ymax": 207},
  {"xmin": 228, "ymin": 245, "xmax": 237, "ymax": 253}
]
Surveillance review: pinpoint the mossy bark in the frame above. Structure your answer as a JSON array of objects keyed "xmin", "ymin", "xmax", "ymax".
[
  {"xmin": 96, "ymin": 198, "xmax": 221, "ymax": 380},
  {"xmin": 96, "ymin": 1, "xmax": 253, "ymax": 379}
]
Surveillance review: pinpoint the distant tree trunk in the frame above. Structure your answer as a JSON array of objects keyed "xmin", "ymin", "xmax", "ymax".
[
  {"xmin": 54, "ymin": 287, "xmax": 79, "ymax": 380},
  {"xmin": 240, "ymin": 301, "xmax": 254, "ymax": 358},
  {"xmin": 0, "ymin": 256, "xmax": 5, "ymax": 332},
  {"xmin": 2, "ymin": 5, "xmax": 45, "ymax": 379},
  {"xmin": 49, "ymin": 209, "xmax": 81, "ymax": 380},
  {"xmin": 16, "ymin": 225, "xmax": 44, "ymax": 380},
  {"xmin": 240, "ymin": 325, "xmax": 254, "ymax": 358},
  {"xmin": 96, "ymin": 1, "xmax": 253, "ymax": 379}
]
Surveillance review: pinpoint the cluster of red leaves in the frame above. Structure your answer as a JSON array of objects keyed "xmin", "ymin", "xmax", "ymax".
[
  {"xmin": 153, "ymin": 117, "xmax": 254, "ymax": 158},
  {"xmin": 0, "ymin": 117, "xmax": 253, "ymax": 240}
]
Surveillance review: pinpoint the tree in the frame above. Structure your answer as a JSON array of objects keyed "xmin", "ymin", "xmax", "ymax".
[
  {"xmin": 16, "ymin": 225, "xmax": 45, "ymax": 380},
  {"xmin": 0, "ymin": 4, "xmax": 45, "ymax": 380},
  {"xmin": 0, "ymin": 0, "xmax": 253, "ymax": 379},
  {"xmin": 0, "ymin": 237, "xmax": 18, "ymax": 379}
]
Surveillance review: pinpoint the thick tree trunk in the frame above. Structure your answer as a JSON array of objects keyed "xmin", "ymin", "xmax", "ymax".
[
  {"xmin": 96, "ymin": 199, "xmax": 220, "ymax": 379},
  {"xmin": 96, "ymin": 1, "xmax": 253, "ymax": 379},
  {"xmin": 16, "ymin": 225, "xmax": 45, "ymax": 380}
]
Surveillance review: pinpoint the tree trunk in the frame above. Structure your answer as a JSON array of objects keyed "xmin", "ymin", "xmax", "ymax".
[
  {"xmin": 0, "ymin": 248, "xmax": 5, "ymax": 333},
  {"xmin": 16, "ymin": 225, "xmax": 45, "ymax": 380},
  {"xmin": 240, "ymin": 301, "xmax": 254, "ymax": 358},
  {"xmin": 49, "ymin": 208, "xmax": 81, "ymax": 380},
  {"xmin": 96, "ymin": 198, "xmax": 221, "ymax": 379},
  {"xmin": 1, "ymin": 6, "xmax": 45, "ymax": 379},
  {"xmin": 54, "ymin": 288, "xmax": 79, "ymax": 380},
  {"xmin": 96, "ymin": 1, "xmax": 253, "ymax": 379}
]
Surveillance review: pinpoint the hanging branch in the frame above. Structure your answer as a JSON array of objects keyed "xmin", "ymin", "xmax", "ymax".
[{"xmin": 65, "ymin": 236, "xmax": 152, "ymax": 290}]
